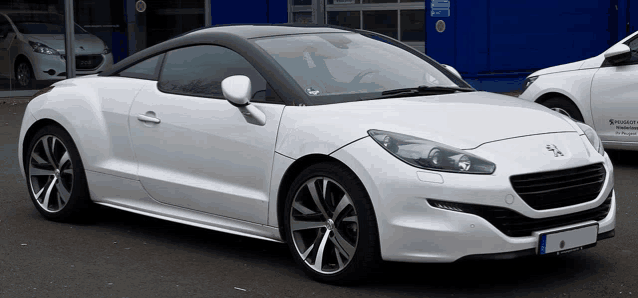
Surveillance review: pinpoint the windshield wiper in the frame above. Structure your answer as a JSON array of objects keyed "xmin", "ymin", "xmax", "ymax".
[
  {"xmin": 357, "ymin": 85, "xmax": 475, "ymax": 101},
  {"xmin": 381, "ymin": 85, "xmax": 475, "ymax": 96}
]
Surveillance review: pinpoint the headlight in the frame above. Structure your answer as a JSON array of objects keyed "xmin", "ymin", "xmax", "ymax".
[
  {"xmin": 103, "ymin": 44, "xmax": 111, "ymax": 54},
  {"xmin": 368, "ymin": 130, "xmax": 496, "ymax": 174},
  {"xmin": 575, "ymin": 122, "xmax": 605, "ymax": 155},
  {"xmin": 521, "ymin": 76, "xmax": 538, "ymax": 93},
  {"xmin": 29, "ymin": 41, "xmax": 60, "ymax": 55}
]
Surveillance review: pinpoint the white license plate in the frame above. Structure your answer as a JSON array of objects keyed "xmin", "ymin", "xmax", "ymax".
[{"xmin": 538, "ymin": 223, "xmax": 599, "ymax": 255}]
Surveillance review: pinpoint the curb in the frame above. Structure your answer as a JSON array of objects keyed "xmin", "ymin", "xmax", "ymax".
[{"xmin": 0, "ymin": 97, "xmax": 33, "ymax": 105}]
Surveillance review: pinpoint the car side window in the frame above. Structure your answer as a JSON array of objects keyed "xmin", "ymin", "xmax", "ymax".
[
  {"xmin": 158, "ymin": 45, "xmax": 283, "ymax": 103},
  {"xmin": 117, "ymin": 54, "xmax": 164, "ymax": 80}
]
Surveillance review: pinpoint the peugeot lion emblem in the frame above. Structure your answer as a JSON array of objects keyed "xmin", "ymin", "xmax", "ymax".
[{"xmin": 546, "ymin": 144, "xmax": 563, "ymax": 157}]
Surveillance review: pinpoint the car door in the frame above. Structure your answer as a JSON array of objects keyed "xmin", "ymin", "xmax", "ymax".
[
  {"xmin": 128, "ymin": 45, "xmax": 286, "ymax": 225},
  {"xmin": 0, "ymin": 14, "xmax": 16, "ymax": 79},
  {"xmin": 590, "ymin": 36, "xmax": 638, "ymax": 143}
]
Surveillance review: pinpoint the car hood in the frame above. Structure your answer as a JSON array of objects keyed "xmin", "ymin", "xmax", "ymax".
[
  {"xmin": 528, "ymin": 59, "xmax": 588, "ymax": 77},
  {"xmin": 24, "ymin": 34, "xmax": 105, "ymax": 54},
  {"xmin": 275, "ymin": 91, "xmax": 578, "ymax": 158}
]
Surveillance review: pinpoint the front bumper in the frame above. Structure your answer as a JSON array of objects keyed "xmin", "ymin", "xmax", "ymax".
[
  {"xmin": 330, "ymin": 133, "xmax": 615, "ymax": 263},
  {"xmin": 29, "ymin": 52, "xmax": 113, "ymax": 80},
  {"xmin": 457, "ymin": 229, "xmax": 615, "ymax": 261}
]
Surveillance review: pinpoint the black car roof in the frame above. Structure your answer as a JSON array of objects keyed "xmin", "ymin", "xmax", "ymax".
[
  {"xmin": 98, "ymin": 24, "xmax": 472, "ymax": 106},
  {"xmin": 98, "ymin": 24, "xmax": 355, "ymax": 106},
  {"xmin": 99, "ymin": 24, "xmax": 353, "ymax": 77}
]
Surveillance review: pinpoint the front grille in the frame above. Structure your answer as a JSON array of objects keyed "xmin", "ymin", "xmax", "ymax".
[
  {"xmin": 427, "ymin": 189, "xmax": 612, "ymax": 237},
  {"xmin": 75, "ymin": 55, "xmax": 103, "ymax": 70},
  {"xmin": 510, "ymin": 163, "xmax": 606, "ymax": 210}
]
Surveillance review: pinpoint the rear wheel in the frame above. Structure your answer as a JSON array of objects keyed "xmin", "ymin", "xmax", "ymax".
[
  {"xmin": 25, "ymin": 125, "xmax": 93, "ymax": 222},
  {"xmin": 284, "ymin": 162, "xmax": 381, "ymax": 284},
  {"xmin": 540, "ymin": 97, "xmax": 584, "ymax": 122}
]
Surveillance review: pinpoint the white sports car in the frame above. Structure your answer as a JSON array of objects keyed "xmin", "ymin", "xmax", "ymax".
[
  {"xmin": 18, "ymin": 24, "xmax": 616, "ymax": 284},
  {"xmin": 519, "ymin": 30, "xmax": 638, "ymax": 151}
]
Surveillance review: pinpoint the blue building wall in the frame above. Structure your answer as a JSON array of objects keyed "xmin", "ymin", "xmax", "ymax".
[
  {"xmin": 211, "ymin": 0, "xmax": 288, "ymax": 25},
  {"xmin": 427, "ymin": 0, "xmax": 633, "ymax": 92},
  {"xmin": 117, "ymin": 0, "xmax": 638, "ymax": 93}
]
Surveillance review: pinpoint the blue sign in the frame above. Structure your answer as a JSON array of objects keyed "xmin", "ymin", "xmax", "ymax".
[
  {"xmin": 431, "ymin": 0, "xmax": 450, "ymax": 17},
  {"xmin": 431, "ymin": 0, "xmax": 450, "ymax": 8}
]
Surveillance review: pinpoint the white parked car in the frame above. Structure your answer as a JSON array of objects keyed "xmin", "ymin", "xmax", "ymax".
[
  {"xmin": 18, "ymin": 24, "xmax": 615, "ymax": 284},
  {"xmin": 0, "ymin": 11, "xmax": 113, "ymax": 88},
  {"xmin": 519, "ymin": 30, "xmax": 638, "ymax": 151}
]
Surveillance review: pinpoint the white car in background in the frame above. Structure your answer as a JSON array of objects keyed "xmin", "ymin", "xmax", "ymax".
[
  {"xmin": 519, "ymin": 30, "xmax": 638, "ymax": 151},
  {"xmin": 0, "ymin": 11, "xmax": 113, "ymax": 88}
]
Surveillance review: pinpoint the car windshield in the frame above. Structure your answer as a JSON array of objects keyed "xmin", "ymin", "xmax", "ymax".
[
  {"xmin": 8, "ymin": 13, "xmax": 87, "ymax": 34},
  {"xmin": 254, "ymin": 32, "xmax": 468, "ymax": 104}
]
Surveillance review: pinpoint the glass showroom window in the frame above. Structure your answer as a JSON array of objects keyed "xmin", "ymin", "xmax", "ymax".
[
  {"xmin": 327, "ymin": 11, "xmax": 360, "ymax": 29},
  {"xmin": 400, "ymin": 9, "xmax": 425, "ymax": 41},
  {"xmin": 320, "ymin": 0, "xmax": 426, "ymax": 51},
  {"xmin": 363, "ymin": 10, "xmax": 397, "ymax": 39}
]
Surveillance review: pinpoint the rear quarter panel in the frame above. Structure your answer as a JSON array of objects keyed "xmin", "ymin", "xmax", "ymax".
[{"xmin": 26, "ymin": 76, "xmax": 147, "ymax": 180}]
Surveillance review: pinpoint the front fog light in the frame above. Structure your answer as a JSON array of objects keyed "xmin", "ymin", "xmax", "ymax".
[{"xmin": 427, "ymin": 199, "xmax": 465, "ymax": 212}]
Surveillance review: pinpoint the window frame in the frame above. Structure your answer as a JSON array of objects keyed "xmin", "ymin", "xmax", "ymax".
[
  {"xmin": 115, "ymin": 53, "xmax": 165, "ymax": 81},
  {"xmin": 156, "ymin": 44, "xmax": 284, "ymax": 104}
]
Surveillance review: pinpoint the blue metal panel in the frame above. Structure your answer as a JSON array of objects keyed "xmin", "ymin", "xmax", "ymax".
[
  {"xmin": 488, "ymin": 0, "xmax": 611, "ymax": 73},
  {"xmin": 428, "ymin": 0, "xmax": 621, "ymax": 92},
  {"xmin": 112, "ymin": 31, "xmax": 127, "ymax": 64},
  {"xmin": 454, "ymin": 1, "xmax": 488, "ymax": 76},
  {"xmin": 629, "ymin": 0, "xmax": 638, "ymax": 39},
  {"xmin": 211, "ymin": 0, "xmax": 268, "ymax": 25},
  {"xmin": 268, "ymin": 0, "xmax": 288, "ymax": 24},
  {"xmin": 619, "ymin": 0, "xmax": 628, "ymax": 41},
  {"xmin": 426, "ymin": 0, "xmax": 456, "ymax": 66}
]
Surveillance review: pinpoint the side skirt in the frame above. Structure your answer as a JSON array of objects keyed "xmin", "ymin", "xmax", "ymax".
[{"xmin": 87, "ymin": 170, "xmax": 284, "ymax": 243}]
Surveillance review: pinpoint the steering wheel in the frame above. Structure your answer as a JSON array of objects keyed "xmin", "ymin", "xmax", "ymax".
[{"xmin": 349, "ymin": 69, "xmax": 379, "ymax": 84}]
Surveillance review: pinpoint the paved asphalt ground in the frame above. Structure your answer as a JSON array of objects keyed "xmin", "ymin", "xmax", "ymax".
[{"xmin": 0, "ymin": 99, "xmax": 636, "ymax": 298}]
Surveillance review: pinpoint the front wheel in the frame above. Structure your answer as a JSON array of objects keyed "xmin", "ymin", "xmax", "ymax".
[
  {"xmin": 283, "ymin": 162, "xmax": 381, "ymax": 284},
  {"xmin": 15, "ymin": 60, "xmax": 35, "ymax": 89},
  {"xmin": 540, "ymin": 97, "xmax": 584, "ymax": 122},
  {"xmin": 25, "ymin": 125, "xmax": 93, "ymax": 222}
]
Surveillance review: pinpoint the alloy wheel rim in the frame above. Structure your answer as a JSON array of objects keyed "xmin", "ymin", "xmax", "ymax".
[
  {"xmin": 28, "ymin": 135, "xmax": 73, "ymax": 213},
  {"xmin": 290, "ymin": 177, "xmax": 359, "ymax": 274},
  {"xmin": 551, "ymin": 107, "xmax": 572, "ymax": 119},
  {"xmin": 17, "ymin": 63, "xmax": 30, "ymax": 87}
]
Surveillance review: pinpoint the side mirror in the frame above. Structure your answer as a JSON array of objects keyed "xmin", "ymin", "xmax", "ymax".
[
  {"xmin": 442, "ymin": 64, "xmax": 462, "ymax": 79},
  {"xmin": 221, "ymin": 75, "xmax": 266, "ymax": 126},
  {"xmin": 604, "ymin": 43, "xmax": 631, "ymax": 65}
]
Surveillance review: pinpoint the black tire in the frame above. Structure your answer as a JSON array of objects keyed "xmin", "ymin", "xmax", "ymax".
[
  {"xmin": 540, "ymin": 97, "xmax": 584, "ymax": 122},
  {"xmin": 283, "ymin": 162, "xmax": 381, "ymax": 285},
  {"xmin": 14, "ymin": 59, "xmax": 36, "ymax": 89},
  {"xmin": 24, "ymin": 125, "xmax": 93, "ymax": 222}
]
